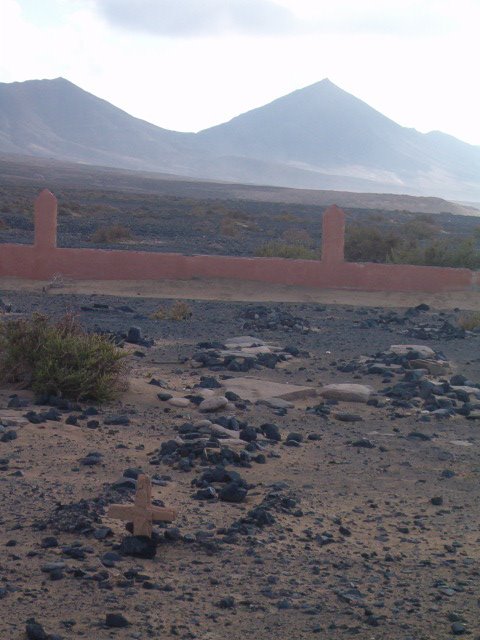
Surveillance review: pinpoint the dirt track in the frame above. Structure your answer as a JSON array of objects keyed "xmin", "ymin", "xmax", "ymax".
[{"xmin": 1, "ymin": 276, "xmax": 480, "ymax": 310}]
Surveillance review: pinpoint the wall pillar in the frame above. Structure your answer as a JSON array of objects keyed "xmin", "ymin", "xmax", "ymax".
[
  {"xmin": 34, "ymin": 189, "xmax": 57, "ymax": 250},
  {"xmin": 321, "ymin": 205, "xmax": 345, "ymax": 264}
]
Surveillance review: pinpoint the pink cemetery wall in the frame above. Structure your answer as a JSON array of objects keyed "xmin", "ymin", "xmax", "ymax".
[{"xmin": 0, "ymin": 189, "xmax": 476, "ymax": 293}]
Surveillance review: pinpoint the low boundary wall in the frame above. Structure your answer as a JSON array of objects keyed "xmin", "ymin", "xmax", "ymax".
[{"xmin": 0, "ymin": 190, "xmax": 478, "ymax": 294}]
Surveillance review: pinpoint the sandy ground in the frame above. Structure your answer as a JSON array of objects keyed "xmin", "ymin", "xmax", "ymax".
[
  {"xmin": 1, "ymin": 276, "xmax": 480, "ymax": 310},
  {"xmin": 0, "ymin": 281, "xmax": 479, "ymax": 640}
]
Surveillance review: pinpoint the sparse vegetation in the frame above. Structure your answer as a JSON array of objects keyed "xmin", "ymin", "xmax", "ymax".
[
  {"xmin": 457, "ymin": 311, "xmax": 480, "ymax": 330},
  {"xmin": 390, "ymin": 237, "xmax": 480, "ymax": 269},
  {"xmin": 345, "ymin": 218, "xmax": 480, "ymax": 269},
  {"xmin": 220, "ymin": 216, "xmax": 240, "ymax": 237},
  {"xmin": 345, "ymin": 225, "xmax": 402, "ymax": 263},
  {"xmin": 256, "ymin": 241, "xmax": 318, "ymax": 259},
  {"xmin": 150, "ymin": 300, "xmax": 192, "ymax": 321},
  {"xmin": 281, "ymin": 228, "xmax": 314, "ymax": 247},
  {"xmin": 0, "ymin": 313, "xmax": 127, "ymax": 401},
  {"xmin": 90, "ymin": 224, "xmax": 133, "ymax": 243}
]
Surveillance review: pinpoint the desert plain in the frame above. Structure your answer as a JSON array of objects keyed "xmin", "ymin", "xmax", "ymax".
[{"xmin": 0, "ymin": 277, "xmax": 479, "ymax": 640}]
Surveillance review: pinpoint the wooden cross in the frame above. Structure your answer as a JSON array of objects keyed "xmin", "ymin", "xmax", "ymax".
[{"xmin": 107, "ymin": 474, "xmax": 176, "ymax": 537}]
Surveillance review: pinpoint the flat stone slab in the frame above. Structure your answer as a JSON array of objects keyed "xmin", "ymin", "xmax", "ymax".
[
  {"xmin": 221, "ymin": 377, "xmax": 317, "ymax": 402},
  {"xmin": 0, "ymin": 412, "xmax": 29, "ymax": 427},
  {"xmin": 319, "ymin": 383, "xmax": 374, "ymax": 403},
  {"xmin": 198, "ymin": 396, "xmax": 229, "ymax": 412},
  {"xmin": 256, "ymin": 398, "xmax": 294, "ymax": 409},
  {"xmin": 168, "ymin": 397, "xmax": 191, "ymax": 408},
  {"xmin": 224, "ymin": 336, "xmax": 266, "ymax": 349},
  {"xmin": 451, "ymin": 386, "xmax": 480, "ymax": 396},
  {"xmin": 389, "ymin": 345, "xmax": 436, "ymax": 358},
  {"xmin": 409, "ymin": 359, "xmax": 450, "ymax": 376}
]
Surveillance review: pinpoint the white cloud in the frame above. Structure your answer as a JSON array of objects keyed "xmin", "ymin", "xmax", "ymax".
[
  {"xmin": 93, "ymin": 0, "xmax": 295, "ymax": 36},
  {"xmin": 91, "ymin": 0, "xmax": 476, "ymax": 37}
]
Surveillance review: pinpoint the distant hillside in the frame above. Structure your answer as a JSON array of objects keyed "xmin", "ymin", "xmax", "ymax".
[
  {"xmin": 0, "ymin": 77, "xmax": 197, "ymax": 173},
  {"xmin": 195, "ymin": 80, "xmax": 480, "ymax": 200},
  {"xmin": 1, "ymin": 153, "xmax": 477, "ymax": 217},
  {"xmin": 1, "ymin": 77, "xmax": 480, "ymax": 201}
]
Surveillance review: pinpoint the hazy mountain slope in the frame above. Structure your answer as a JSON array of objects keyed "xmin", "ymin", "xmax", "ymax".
[
  {"xmin": 195, "ymin": 79, "xmax": 480, "ymax": 199},
  {"xmin": 0, "ymin": 77, "xmax": 196, "ymax": 172},
  {"xmin": 1, "ymin": 77, "xmax": 479, "ymax": 200},
  {"xmin": 2, "ymin": 152, "xmax": 477, "ymax": 216}
]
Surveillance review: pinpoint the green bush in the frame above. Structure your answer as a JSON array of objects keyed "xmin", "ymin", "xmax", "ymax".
[
  {"xmin": 390, "ymin": 238, "xmax": 480, "ymax": 270},
  {"xmin": 345, "ymin": 225, "xmax": 402, "ymax": 263},
  {"xmin": 0, "ymin": 314, "xmax": 127, "ymax": 402},
  {"xmin": 256, "ymin": 241, "xmax": 318, "ymax": 259}
]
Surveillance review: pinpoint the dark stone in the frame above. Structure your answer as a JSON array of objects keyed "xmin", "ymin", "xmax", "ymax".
[
  {"xmin": 451, "ymin": 622, "xmax": 466, "ymax": 635},
  {"xmin": 160, "ymin": 440, "xmax": 179, "ymax": 455},
  {"xmin": 26, "ymin": 619, "xmax": 48, "ymax": 640},
  {"xmin": 8, "ymin": 395, "xmax": 28, "ymax": 408},
  {"xmin": 239, "ymin": 426, "xmax": 257, "ymax": 442},
  {"xmin": 123, "ymin": 467, "xmax": 143, "ymax": 479},
  {"xmin": 217, "ymin": 596, "xmax": 235, "ymax": 609},
  {"xmin": 287, "ymin": 432, "xmax": 303, "ymax": 443},
  {"xmin": 126, "ymin": 326, "xmax": 142, "ymax": 344},
  {"xmin": 119, "ymin": 535, "xmax": 157, "ymax": 559},
  {"xmin": 431, "ymin": 496, "xmax": 443, "ymax": 506},
  {"xmin": 157, "ymin": 392, "xmax": 173, "ymax": 401},
  {"xmin": 0, "ymin": 430, "xmax": 17, "ymax": 442},
  {"xmin": 261, "ymin": 423, "xmax": 281, "ymax": 441},
  {"xmin": 407, "ymin": 431, "xmax": 432, "ymax": 441},
  {"xmin": 198, "ymin": 376, "xmax": 222, "ymax": 389},
  {"xmin": 164, "ymin": 527, "xmax": 181, "ymax": 541},
  {"xmin": 352, "ymin": 438, "xmax": 376, "ymax": 449},
  {"xmin": 111, "ymin": 477, "xmax": 137, "ymax": 491},
  {"xmin": 105, "ymin": 613, "xmax": 130, "ymax": 628},
  {"xmin": 24, "ymin": 411, "xmax": 45, "ymax": 424},
  {"xmin": 334, "ymin": 412, "xmax": 363, "ymax": 422},
  {"xmin": 256, "ymin": 353, "xmax": 279, "ymax": 369},
  {"xmin": 40, "ymin": 536, "xmax": 58, "ymax": 549},
  {"xmin": 195, "ymin": 487, "xmax": 218, "ymax": 500},
  {"xmin": 104, "ymin": 415, "xmax": 130, "ymax": 426},
  {"xmin": 219, "ymin": 482, "xmax": 248, "ymax": 503},
  {"xmin": 79, "ymin": 452, "xmax": 103, "ymax": 466}
]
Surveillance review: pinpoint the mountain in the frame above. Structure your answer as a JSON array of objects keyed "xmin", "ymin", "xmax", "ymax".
[
  {"xmin": 1, "ymin": 77, "xmax": 479, "ymax": 200},
  {"xmin": 0, "ymin": 77, "xmax": 198, "ymax": 174},
  {"xmin": 195, "ymin": 80, "xmax": 480, "ymax": 199}
]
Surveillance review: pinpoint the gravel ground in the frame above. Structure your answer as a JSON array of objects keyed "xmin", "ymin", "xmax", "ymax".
[{"xmin": 0, "ymin": 290, "xmax": 479, "ymax": 640}]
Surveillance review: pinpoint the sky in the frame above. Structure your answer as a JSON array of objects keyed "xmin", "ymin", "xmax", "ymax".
[{"xmin": 1, "ymin": 0, "xmax": 479, "ymax": 145}]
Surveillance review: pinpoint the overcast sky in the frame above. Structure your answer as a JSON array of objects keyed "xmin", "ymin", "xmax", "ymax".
[{"xmin": 1, "ymin": 0, "xmax": 479, "ymax": 145}]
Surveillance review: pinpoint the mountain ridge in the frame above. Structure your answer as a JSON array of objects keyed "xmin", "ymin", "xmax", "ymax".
[{"xmin": 0, "ymin": 76, "xmax": 479, "ymax": 200}]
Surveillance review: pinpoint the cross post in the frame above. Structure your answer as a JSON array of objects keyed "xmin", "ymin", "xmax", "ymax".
[{"xmin": 107, "ymin": 474, "xmax": 176, "ymax": 537}]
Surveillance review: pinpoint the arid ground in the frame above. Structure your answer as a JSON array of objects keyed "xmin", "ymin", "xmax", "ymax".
[{"xmin": 0, "ymin": 278, "xmax": 479, "ymax": 640}]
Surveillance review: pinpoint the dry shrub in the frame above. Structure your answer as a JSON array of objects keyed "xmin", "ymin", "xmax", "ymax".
[
  {"xmin": 345, "ymin": 225, "xmax": 402, "ymax": 263},
  {"xmin": 256, "ymin": 242, "xmax": 318, "ymax": 260},
  {"xmin": 150, "ymin": 300, "xmax": 192, "ymax": 321},
  {"xmin": 220, "ymin": 217, "xmax": 240, "ymax": 237},
  {"xmin": 90, "ymin": 225, "xmax": 133, "ymax": 243},
  {"xmin": 457, "ymin": 311, "xmax": 480, "ymax": 330},
  {"xmin": 0, "ymin": 313, "xmax": 127, "ymax": 401},
  {"xmin": 282, "ymin": 228, "xmax": 314, "ymax": 247}
]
